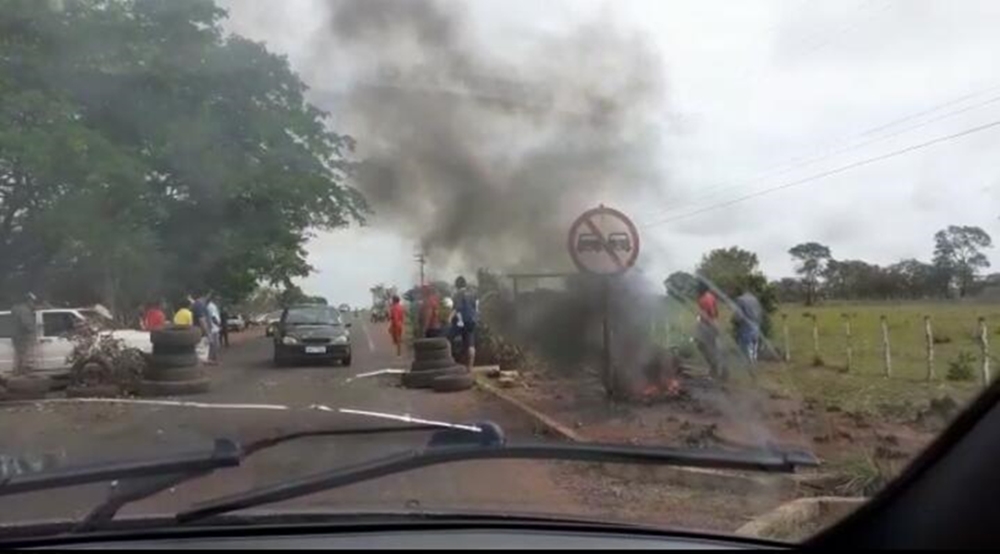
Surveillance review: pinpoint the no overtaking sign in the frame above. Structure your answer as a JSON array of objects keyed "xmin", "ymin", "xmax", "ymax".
[{"xmin": 567, "ymin": 205, "xmax": 640, "ymax": 275}]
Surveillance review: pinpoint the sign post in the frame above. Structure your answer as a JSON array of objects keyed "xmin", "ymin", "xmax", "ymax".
[{"xmin": 567, "ymin": 205, "xmax": 641, "ymax": 397}]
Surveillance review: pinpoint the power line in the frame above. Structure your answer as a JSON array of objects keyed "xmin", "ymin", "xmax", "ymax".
[
  {"xmin": 642, "ymin": 118, "xmax": 1000, "ymax": 228},
  {"xmin": 638, "ymin": 87, "xmax": 1000, "ymax": 224}
]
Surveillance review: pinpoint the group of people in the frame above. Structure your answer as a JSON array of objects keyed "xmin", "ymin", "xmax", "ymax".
[
  {"xmin": 386, "ymin": 275, "xmax": 479, "ymax": 372},
  {"xmin": 141, "ymin": 293, "xmax": 227, "ymax": 365},
  {"xmin": 693, "ymin": 282, "xmax": 764, "ymax": 381}
]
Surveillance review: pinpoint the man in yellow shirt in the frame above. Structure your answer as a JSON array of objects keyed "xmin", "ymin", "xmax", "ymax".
[{"xmin": 173, "ymin": 300, "xmax": 194, "ymax": 327}]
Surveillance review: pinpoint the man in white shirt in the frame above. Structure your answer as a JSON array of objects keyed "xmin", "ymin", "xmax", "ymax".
[{"xmin": 206, "ymin": 295, "xmax": 222, "ymax": 365}]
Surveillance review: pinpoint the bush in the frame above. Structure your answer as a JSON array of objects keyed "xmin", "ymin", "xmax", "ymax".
[
  {"xmin": 675, "ymin": 342, "xmax": 696, "ymax": 360},
  {"xmin": 946, "ymin": 352, "xmax": 976, "ymax": 381},
  {"xmin": 68, "ymin": 328, "xmax": 146, "ymax": 394}
]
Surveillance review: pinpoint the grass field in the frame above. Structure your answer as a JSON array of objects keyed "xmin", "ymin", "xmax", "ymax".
[
  {"xmin": 657, "ymin": 299, "xmax": 999, "ymax": 418},
  {"xmin": 761, "ymin": 301, "xmax": 999, "ymax": 418}
]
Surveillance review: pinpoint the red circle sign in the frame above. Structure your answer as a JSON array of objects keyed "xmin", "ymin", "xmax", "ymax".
[{"xmin": 567, "ymin": 206, "xmax": 640, "ymax": 275}]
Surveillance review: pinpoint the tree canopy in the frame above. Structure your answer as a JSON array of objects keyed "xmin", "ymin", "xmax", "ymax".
[
  {"xmin": 0, "ymin": 0, "xmax": 366, "ymax": 312},
  {"xmin": 788, "ymin": 242, "xmax": 832, "ymax": 305},
  {"xmin": 933, "ymin": 225, "xmax": 992, "ymax": 297}
]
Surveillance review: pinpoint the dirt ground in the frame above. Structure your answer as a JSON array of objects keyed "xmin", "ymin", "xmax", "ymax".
[{"xmin": 498, "ymin": 361, "xmax": 958, "ymax": 499}]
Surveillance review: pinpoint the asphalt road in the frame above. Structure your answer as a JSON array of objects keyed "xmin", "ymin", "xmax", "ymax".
[{"xmin": 0, "ymin": 315, "xmax": 586, "ymax": 526}]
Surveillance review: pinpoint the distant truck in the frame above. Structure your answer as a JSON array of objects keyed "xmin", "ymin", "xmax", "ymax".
[{"xmin": 0, "ymin": 307, "xmax": 208, "ymax": 376}]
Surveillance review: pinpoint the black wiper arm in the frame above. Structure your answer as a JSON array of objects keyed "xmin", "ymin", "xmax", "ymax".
[
  {"xmin": 76, "ymin": 423, "xmax": 448, "ymax": 531},
  {"xmin": 0, "ymin": 439, "xmax": 242, "ymax": 497},
  {"xmin": 176, "ymin": 425, "xmax": 819, "ymax": 524}
]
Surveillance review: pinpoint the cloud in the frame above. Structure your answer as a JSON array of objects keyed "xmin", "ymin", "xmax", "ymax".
[{"xmin": 221, "ymin": 0, "xmax": 1000, "ymax": 304}]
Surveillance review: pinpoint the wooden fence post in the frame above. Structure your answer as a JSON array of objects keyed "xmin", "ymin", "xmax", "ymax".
[
  {"xmin": 841, "ymin": 313, "xmax": 853, "ymax": 373},
  {"xmin": 810, "ymin": 314, "xmax": 820, "ymax": 364},
  {"xmin": 881, "ymin": 315, "xmax": 892, "ymax": 378},
  {"xmin": 782, "ymin": 313, "xmax": 791, "ymax": 363},
  {"xmin": 980, "ymin": 317, "xmax": 991, "ymax": 386},
  {"xmin": 924, "ymin": 315, "xmax": 934, "ymax": 381}
]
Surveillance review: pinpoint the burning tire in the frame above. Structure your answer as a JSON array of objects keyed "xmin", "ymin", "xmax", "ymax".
[
  {"xmin": 431, "ymin": 373, "xmax": 475, "ymax": 393},
  {"xmin": 144, "ymin": 365, "xmax": 205, "ymax": 383},
  {"xmin": 150, "ymin": 352, "xmax": 199, "ymax": 370},
  {"xmin": 138, "ymin": 378, "xmax": 210, "ymax": 397},
  {"xmin": 413, "ymin": 338, "xmax": 450, "ymax": 353},
  {"xmin": 150, "ymin": 327, "xmax": 202, "ymax": 348},
  {"xmin": 401, "ymin": 366, "xmax": 467, "ymax": 389}
]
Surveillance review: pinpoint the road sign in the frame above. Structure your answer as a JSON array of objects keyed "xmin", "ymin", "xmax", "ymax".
[{"xmin": 567, "ymin": 205, "xmax": 640, "ymax": 275}]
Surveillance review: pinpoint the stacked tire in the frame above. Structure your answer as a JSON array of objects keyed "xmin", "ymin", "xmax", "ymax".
[
  {"xmin": 140, "ymin": 327, "xmax": 210, "ymax": 396},
  {"xmin": 401, "ymin": 338, "xmax": 474, "ymax": 393}
]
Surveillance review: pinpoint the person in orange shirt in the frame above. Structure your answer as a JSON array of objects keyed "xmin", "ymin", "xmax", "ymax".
[
  {"xmin": 388, "ymin": 295, "xmax": 405, "ymax": 357},
  {"xmin": 141, "ymin": 301, "xmax": 166, "ymax": 331},
  {"xmin": 695, "ymin": 282, "xmax": 725, "ymax": 380}
]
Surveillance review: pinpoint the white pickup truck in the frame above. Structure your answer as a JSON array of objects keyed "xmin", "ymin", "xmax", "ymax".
[{"xmin": 0, "ymin": 307, "xmax": 208, "ymax": 376}]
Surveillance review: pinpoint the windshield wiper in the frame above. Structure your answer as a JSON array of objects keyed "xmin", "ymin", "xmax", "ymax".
[
  {"xmin": 0, "ymin": 439, "xmax": 242, "ymax": 497},
  {"xmin": 74, "ymin": 421, "xmax": 450, "ymax": 532},
  {"xmin": 175, "ymin": 422, "xmax": 818, "ymax": 524}
]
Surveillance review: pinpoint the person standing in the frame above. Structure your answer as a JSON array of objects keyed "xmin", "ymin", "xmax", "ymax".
[
  {"xmin": 206, "ymin": 294, "xmax": 221, "ymax": 365},
  {"xmin": 219, "ymin": 306, "xmax": 230, "ymax": 348},
  {"xmin": 420, "ymin": 285, "xmax": 441, "ymax": 338},
  {"xmin": 733, "ymin": 288, "xmax": 764, "ymax": 365},
  {"xmin": 11, "ymin": 293, "xmax": 37, "ymax": 375},
  {"xmin": 141, "ymin": 301, "xmax": 166, "ymax": 331},
  {"xmin": 695, "ymin": 282, "xmax": 725, "ymax": 380},
  {"xmin": 172, "ymin": 299, "xmax": 194, "ymax": 327},
  {"xmin": 191, "ymin": 293, "xmax": 208, "ymax": 335},
  {"xmin": 451, "ymin": 276, "xmax": 478, "ymax": 372},
  {"xmin": 388, "ymin": 295, "xmax": 405, "ymax": 357}
]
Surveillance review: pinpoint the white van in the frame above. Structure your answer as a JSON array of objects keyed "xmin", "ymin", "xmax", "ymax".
[{"xmin": 0, "ymin": 307, "xmax": 208, "ymax": 376}]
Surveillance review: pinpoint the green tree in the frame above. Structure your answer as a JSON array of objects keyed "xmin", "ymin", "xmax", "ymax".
[
  {"xmin": 0, "ymin": 0, "xmax": 366, "ymax": 313},
  {"xmin": 933, "ymin": 225, "xmax": 993, "ymax": 297},
  {"xmin": 696, "ymin": 247, "xmax": 761, "ymax": 297},
  {"xmin": 788, "ymin": 242, "xmax": 832, "ymax": 305}
]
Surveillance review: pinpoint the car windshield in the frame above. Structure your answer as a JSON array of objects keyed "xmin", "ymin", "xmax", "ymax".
[
  {"xmin": 1, "ymin": 0, "xmax": 998, "ymax": 546},
  {"xmin": 284, "ymin": 307, "xmax": 342, "ymax": 325}
]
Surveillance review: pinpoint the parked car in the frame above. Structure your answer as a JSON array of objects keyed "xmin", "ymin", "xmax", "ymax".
[
  {"xmin": 273, "ymin": 305, "xmax": 351, "ymax": 366},
  {"xmin": 226, "ymin": 314, "xmax": 247, "ymax": 332},
  {"xmin": 0, "ymin": 307, "xmax": 208, "ymax": 376},
  {"xmin": 338, "ymin": 303, "xmax": 351, "ymax": 314}
]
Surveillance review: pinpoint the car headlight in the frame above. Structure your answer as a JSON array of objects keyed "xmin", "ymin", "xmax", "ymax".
[
  {"xmin": 282, "ymin": 336, "xmax": 299, "ymax": 345},
  {"xmin": 332, "ymin": 335, "xmax": 349, "ymax": 345}
]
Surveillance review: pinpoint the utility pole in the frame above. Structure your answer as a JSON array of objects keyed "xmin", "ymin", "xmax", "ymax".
[{"xmin": 414, "ymin": 252, "xmax": 426, "ymax": 287}]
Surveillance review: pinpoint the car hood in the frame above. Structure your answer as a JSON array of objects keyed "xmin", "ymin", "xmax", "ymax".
[{"xmin": 283, "ymin": 325, "xmax": 347, "ymax": 339}]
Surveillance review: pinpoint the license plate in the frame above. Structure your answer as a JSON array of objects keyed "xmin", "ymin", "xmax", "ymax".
[{"xmin": 305, "ymin": 346, "xmax": 326, "ymax": 354}]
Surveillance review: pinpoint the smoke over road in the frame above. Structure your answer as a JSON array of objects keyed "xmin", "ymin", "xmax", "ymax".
[{"xmin": 311, "ymin": 0, "xmax": 667, "ymax": 271}]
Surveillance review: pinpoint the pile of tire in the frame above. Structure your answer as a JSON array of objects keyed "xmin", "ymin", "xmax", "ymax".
[
  {"xmin": 139, "ymin": 327, "xmax": 210, "ymax": 397},
  {"xmin": 401, "ymin": 338, "xmax": 474, "ymax": 393}
]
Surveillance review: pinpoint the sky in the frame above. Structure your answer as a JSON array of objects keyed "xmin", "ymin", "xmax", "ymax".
[{"xmin": 220, "ymin": 0, "xmax": 999, "ymax": 306}]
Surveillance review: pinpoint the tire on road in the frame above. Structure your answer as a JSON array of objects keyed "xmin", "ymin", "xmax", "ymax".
[
  {"xmin": 410, "ymin": 358, "xmax": 459, "ymax": 373},
  {"xmin": 5, "ymin": 376, "xmax": 53, "ymax": 396},
  {"xmin": 144, "ymin": 365, "xmax": 205, "ymax": 383},
  {"xmin": 152, "ymin": 342, "xmax": 197, "ymax": 356},
  {"xmin": 431, "ymin": 373, "xmax": 475, "ymax": 393},
  {"xmin": 66, "ymin": 384, "xmax": 121, "ymax": 398},
  {"xmin": 150, "ymin": 327, "xmax": 202, "ymax": 348},
  {"xmin": 401, "ymin": 366, "xmax": 467, "ymax": 389},
  {"xmin": 413, "ymin": 338, "xmax": 450, "ymax": 353},
  {"xmin": 138, "ymin": 378, "xmax": 210, "ymax": 397},
  {"xmin": 151, "ymin": 352, "xmax": 199, "ymax": 370},
  {"xmin": 415, "ymin": 348, "xmax": 453, "ymax": 363}
]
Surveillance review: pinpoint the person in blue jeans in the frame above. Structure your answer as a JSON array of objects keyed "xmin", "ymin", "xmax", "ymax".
[
  {"xmin": 732, "ymin": 288, "xmax": 764, "ymax": 365},
  {"xmin": 450, "ymin": 276, "xmax": 478, "ymax": 372}
]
